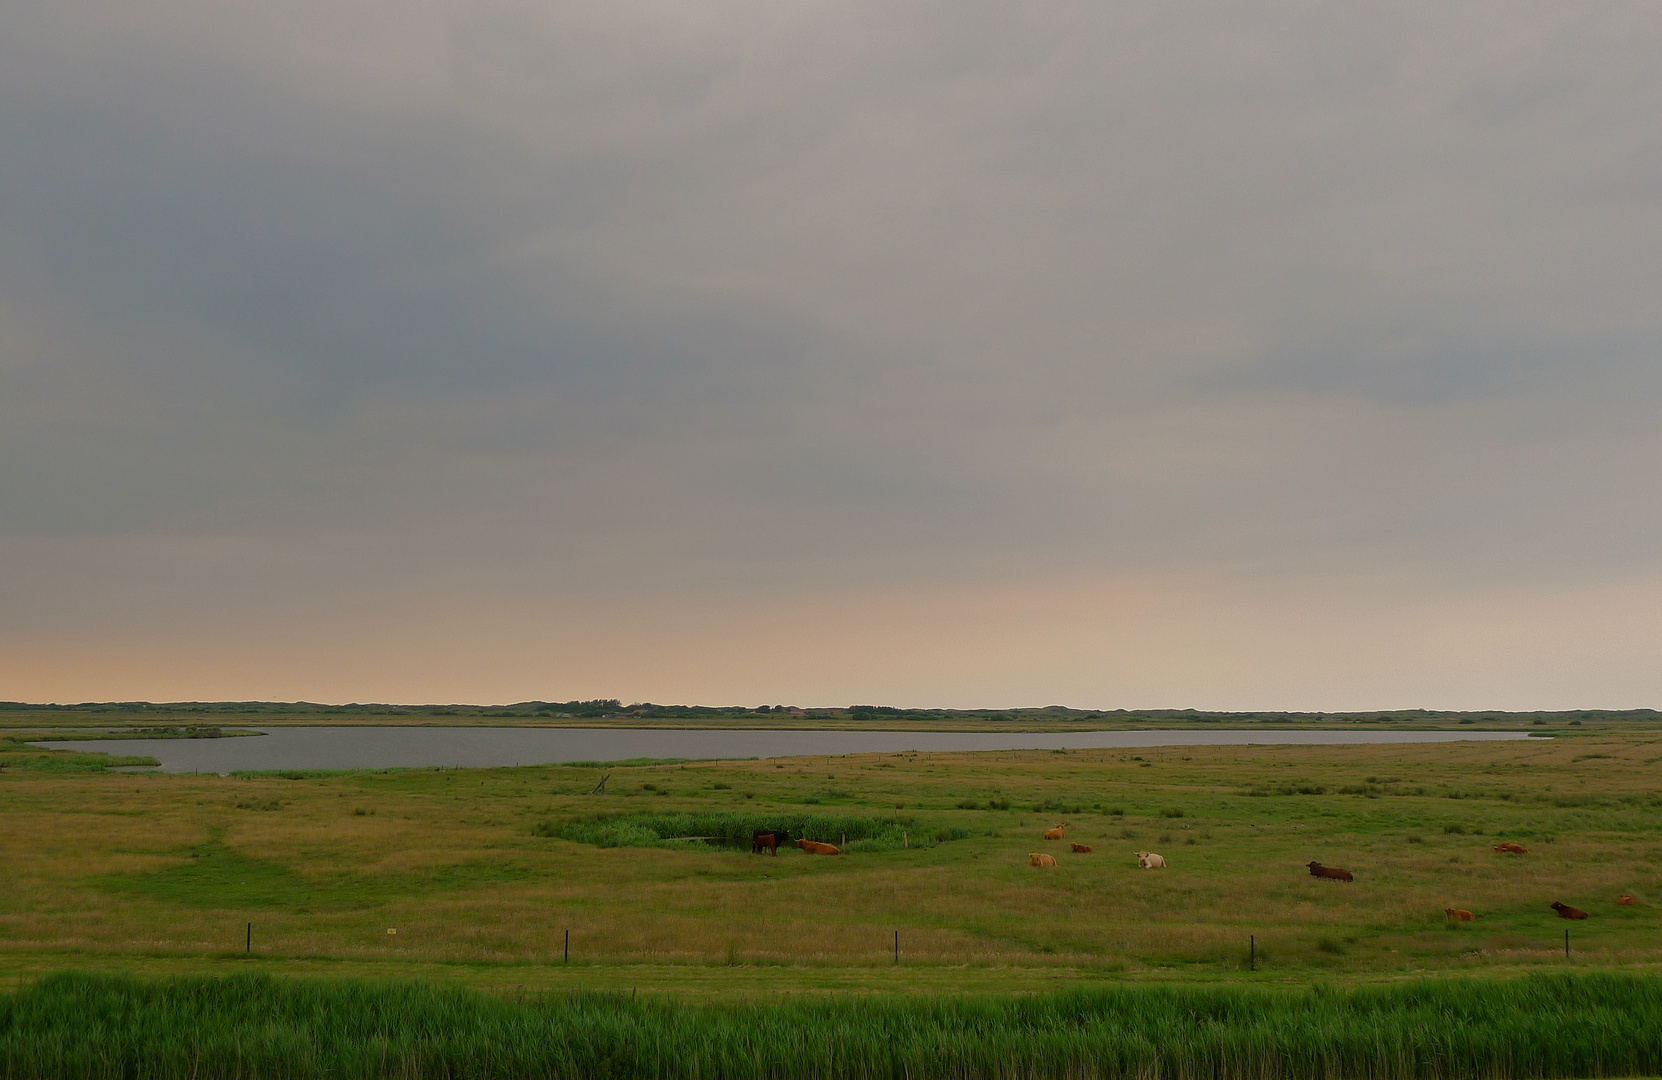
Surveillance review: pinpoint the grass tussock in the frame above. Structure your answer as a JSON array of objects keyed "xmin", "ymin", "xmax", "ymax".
[{"xmin": 5, "ymin": 972, "xmax": 1662, "ymax": 1080}]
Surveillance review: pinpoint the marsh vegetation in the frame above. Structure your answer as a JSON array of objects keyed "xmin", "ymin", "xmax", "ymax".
[{"xmin": 5, "ymin": 971, "xmax": 1662, "ymax": 1079}]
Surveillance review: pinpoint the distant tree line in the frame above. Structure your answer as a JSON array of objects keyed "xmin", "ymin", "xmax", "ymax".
[{"xmin": 3, "ymin": 700, "xmax": 1660, "ymax": 726}]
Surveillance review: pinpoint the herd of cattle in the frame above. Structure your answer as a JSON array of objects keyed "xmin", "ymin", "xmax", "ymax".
[
  {"xmin": 751, "ymin": 822, "xmax": 1636, "ymax": 923},
  {"xmin": 1023, "ymin": 825, "xmax": 1635, "ymax": 922},
  {"xmin": 1026, "ymin": 824, "xmax": 1163, "ymax": 869}
]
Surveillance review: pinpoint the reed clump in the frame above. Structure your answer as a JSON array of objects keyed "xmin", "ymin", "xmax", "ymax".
[
  {"xmin": 4, "ymin": 971, "xmax": 1661, "ymax": 1080},
  {"xmin": 546, "ymin": 809, "xmax": 929, "ymax": 851}
]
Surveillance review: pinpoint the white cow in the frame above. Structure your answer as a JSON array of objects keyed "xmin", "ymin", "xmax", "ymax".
[{"xmin": 1136, "ymin": 851, "xmax": 1166, "ymax": 869}]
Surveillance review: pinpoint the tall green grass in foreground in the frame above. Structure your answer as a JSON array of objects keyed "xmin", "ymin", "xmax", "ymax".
[{"xmin": 4, "ymin": 972, "xmax": 1661, "ymax": 1079}]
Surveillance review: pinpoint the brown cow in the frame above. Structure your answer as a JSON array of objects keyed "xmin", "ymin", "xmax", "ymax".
[
  {"xmin": 1071, "ymin": 843, "xmax": 1093, "ymax": 854},
  {"xmin": 1444, "ymin": 907, "xmax": 1475, "ymax": 921},
  {"xmin": 1550, "ymin": 902, "xmax": 1588, "ymax": 920},
  {"xmin": 751, "ymin": 833, "xmax": 778, "ymax": 856},
  {"xmin": 1306, "ymin": 861, "xmax": 1354, "ymax": 882},
  {"xmin": 1616, "ymin": 895, "xmax": 1636, "ymax": 906},
  {"xmin": 1494, "ymin": 841, "xmax": 1528, "ymax": 854},
  {"xmin": 796, "ymin": 839, "xmax": 839, "ymax": 855},
  {"xmin": 1029, "ymin": 852, "xmax": 1057, "ymax": 868},
  {"xmin": 1044, "ymin": 825, "xmax": 1065, "ymax": 841}
]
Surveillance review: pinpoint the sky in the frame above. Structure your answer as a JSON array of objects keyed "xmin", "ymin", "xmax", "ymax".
[{"xmin": 2, "ymin": 1, "xmax": 1661, "ymax": 710}]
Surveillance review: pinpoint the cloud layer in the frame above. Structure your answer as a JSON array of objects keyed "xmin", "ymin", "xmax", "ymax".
[{"xmin": 3, "ymin": 1, "xmax": 1661, "ymax": 707}]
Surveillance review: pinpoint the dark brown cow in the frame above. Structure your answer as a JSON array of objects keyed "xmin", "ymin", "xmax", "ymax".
[
  {"xmin": 1071, "ymin": 843, "xmax": 1093, "ymax": 853},
  {"xmin": 1306, "ymin": 860, "xmax": 1354, "ymax": 882},
  {"xmin": 752, "ymin": 833, "xmax": 778, "ymax": 856},
  {"xmin": 1551, "ymin": 902, "xmax": 1588, "ymax": 920}
]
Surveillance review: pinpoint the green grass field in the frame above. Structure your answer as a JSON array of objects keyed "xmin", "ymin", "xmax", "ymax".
[{"xmin": 2, "ymin": 722, "xmax": 1658, "ymax": 996}]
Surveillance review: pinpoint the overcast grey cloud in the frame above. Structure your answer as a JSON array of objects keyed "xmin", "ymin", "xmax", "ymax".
[{"xmin": 3, "ymin": 1, "xmax": 1661, "ymax": 707}]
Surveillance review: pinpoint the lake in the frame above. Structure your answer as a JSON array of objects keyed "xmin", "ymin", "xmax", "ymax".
[{"xmin": 35, "ymin": 726, "xmax": 1534, "ymax": 774}]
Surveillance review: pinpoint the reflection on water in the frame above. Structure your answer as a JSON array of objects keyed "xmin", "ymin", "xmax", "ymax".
[{"xmin": 36, "ymin": 726, "xmax": 1533, "ymax": 774}]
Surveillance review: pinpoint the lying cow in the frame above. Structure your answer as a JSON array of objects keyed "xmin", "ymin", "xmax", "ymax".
[
  {"xmin": 1071, "ymin": 843, "xmax": 1093, "ymax": 854},
  {"xmin": 1029, "ymin": 852, "xmax": 1057, "ymax": 868},
  {"xmin": 1136, "ymin": 851, "xmax": 1165, "ymax": 869},
  {"xmin": 1494, "ymin": 841, "xmax": 1528, "ymax": 854},
  {"xmin": 1044, "ymin": 824, "xmax": 1065, "ymax": 841},
  {"xmin": 1445, "ymin": 907, "xmax": 1475, "ymax": 921},
  {"xmin": 1616, "ymin": 895, "xmax": 1636, "ymax": 906},
  {"xmin": 796, "ymin": 839, "xmax": 839, "ymax": 855},
  {"xmin": 1551, "ymin": 901, "xmax": 1588, "ymax": 920},
  {"xmin": 1306, "ymin": 861, "xmax": 1354, "ymax": 882}
]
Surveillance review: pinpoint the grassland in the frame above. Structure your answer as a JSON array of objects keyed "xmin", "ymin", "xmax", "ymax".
[
  {"xmin": 1, "ymin": 722, "xmax": 1659, "ymax": 997},
  {"xmin": 7, "ymin": 971, "xmax": 1662, "ymax": 1079}
]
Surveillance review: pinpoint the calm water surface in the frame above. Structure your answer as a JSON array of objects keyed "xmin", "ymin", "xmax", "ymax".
[{"xmin": 38, "ymin": 726, "xmax": 1532, "ymax": 774}]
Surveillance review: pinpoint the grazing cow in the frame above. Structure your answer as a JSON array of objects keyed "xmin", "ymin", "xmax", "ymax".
[
  {"xmin": 1550, "ymin": 902, "xmax": 1588, "ymax": 920},
  {"xmin": 1029, "ymin": 852, "xmax": 1057, "ymax": 868},
  {"xmin": 751, "ymin": 832, "xmax": 778, "ymax": 856},
  {"xmin": 1044, "ymin": 825, "xmax": 1065, "ymax": 841},
  {"xmin": 1616, "ymin": 895, "xmax": 1636, "ymax": 906},
  {"xmin": 1445, "ymin": 907, "xmax": 1475, "ymax": 921},
  {"xmin": 1494, "ymin": 841, "xmax": 1528, "ymax": 854},
  {"xmin": 796, "ymin": 839, "xmax": 839, "ymax": 855},
  {"xmin": 1071, "ymin": 843, "xmax": 1093, "ymax": 853},
  {"xmin": 1306, "ymin": 861, "xmax": 1354, "ymax": 882},
  {"xmin": 1136, "ymin": 851, "xmax": 1166, "ymax": 869}
]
